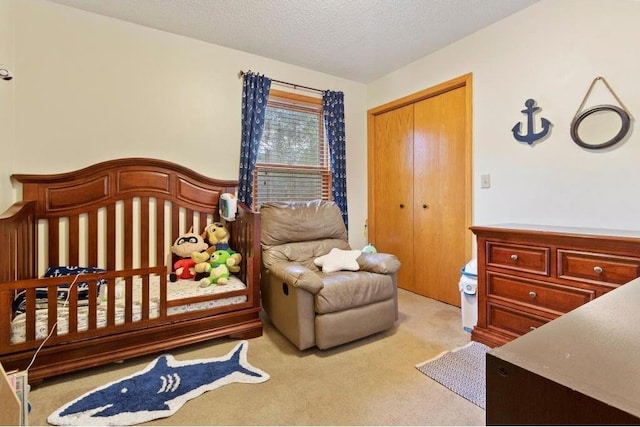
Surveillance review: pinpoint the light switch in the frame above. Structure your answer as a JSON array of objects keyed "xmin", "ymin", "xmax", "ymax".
[{"xmin": 481, "ymin": 174, "xmax": 491, "ymax": 189}]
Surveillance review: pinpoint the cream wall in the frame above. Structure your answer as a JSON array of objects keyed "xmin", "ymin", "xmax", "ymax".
[
  {"xmin": 9, "ymin": 0, "xmax": 369, "ymax": 247},
  {"xmin": 368, "ymin": 0, "xmax": 640, "ymax": 248},
  {"xmin": 9, "ymin": 0, "xmax": 640, "ymax": 252},
  {"xmin": 0, "ymin": 1, "xmax": 15, "ymax": 210}
]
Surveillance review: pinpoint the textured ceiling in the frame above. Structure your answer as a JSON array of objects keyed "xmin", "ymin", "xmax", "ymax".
[{"xmin": 47, "ymin": 0, "xmax": 540, "ymax": 83}]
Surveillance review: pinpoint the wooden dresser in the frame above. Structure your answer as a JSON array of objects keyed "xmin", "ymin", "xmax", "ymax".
[
  {"xmin": 486, "ymin": 277, "xmax": 640, "ymax": 425},
  {"xmin": 470, "ymin": 224, "xmax": 640, "ymax": 347}
]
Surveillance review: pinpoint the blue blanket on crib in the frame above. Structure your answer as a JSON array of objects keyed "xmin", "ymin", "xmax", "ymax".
[{"xmin": 12, "ymin": 266, "xmax": 106, "ymax": 314}]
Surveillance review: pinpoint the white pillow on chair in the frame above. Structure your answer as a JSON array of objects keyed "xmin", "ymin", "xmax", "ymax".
[{"xmin": 314, "ymin": 248, "xmax": 362, "ymax": 273}]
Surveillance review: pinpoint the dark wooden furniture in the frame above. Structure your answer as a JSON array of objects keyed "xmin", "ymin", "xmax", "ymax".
[
  {"xmin": 470, "ymin": 224, "xmax": 640, "ymax": 347},
  {"xmin": 0, "ymin": 158, "xmax": 262, "ymax": 383},
  {"xmin": 486, "ymin": 277, "xmax": 640, "ymax": 425}
]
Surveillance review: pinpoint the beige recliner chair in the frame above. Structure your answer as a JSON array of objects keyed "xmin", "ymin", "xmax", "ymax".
[{"xmin": 260, "ymin": 200, "xmax": 401, "ymax": 350}]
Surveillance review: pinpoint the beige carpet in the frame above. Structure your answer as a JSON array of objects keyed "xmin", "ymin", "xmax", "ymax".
[{"xmin": 27, "ymin": 289, "xmax": 485, "ymax": 426}]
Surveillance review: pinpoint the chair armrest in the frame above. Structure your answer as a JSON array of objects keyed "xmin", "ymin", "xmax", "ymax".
[
  {"xmin": 266, "ymin": 262, "xmax": 324, "ymax": 294},
  {"xmin": 357, "ymin": 253, "xmax": 401, "ymax": 275}
]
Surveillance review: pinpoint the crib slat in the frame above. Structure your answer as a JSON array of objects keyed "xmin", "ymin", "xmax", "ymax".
[
  {"xmin": 68, "ymin": 282, "xmax": 78, "ymax": 334},
  {"xmin": 48, "ymin": 217, "xmax": 60, "ymax": 267},
  {"xmin": 107, "ymin": 278, "xmax": 115, "ymax": 327},
  {"xmin": 88, "ymin": 210, "xmax": 98, "ymax": 268},
  {"xmin": 68, "ymin": 215, "xmax": 79, "ymax": 266},
  {"xmin": 125, "ymin": 277, "xmax": 133, "ymax": 323},
  {"xmin": 25, "ymin": 211, "xmax": 36, "ymax": 280},
  {"xmin": 106, "ymin": 204, "xmax": 116, "ymax": 271},
  {"xmin": 160, "ymin": 273, "xmax": 167, "ymax": 317},
  {"xmin": 0, "ymin": 289, "xmax": 13, "ymax": 349},
  {"xmin": 19, "ymin": 220, "xmax": 27, "ymax": 280},
  {"xmin": 47, "ymin": 285, "xmax": 58, "ymax": 338},
  {"xmin": 124, "ymin": 199, "xmax": 133, "ymax": 270},
  {"xmin": 184, "ymin": 208, "xmax": 193, "ymax": 235},
  {"xmin": 141, "ymin": 274, "xmax": 149, "ymax": 321},
  {"xmin": 6, "ymin": 228, "xmax": 16, "ymax": 282},
  {"xmin": 171, "ymin": 204, "xmax": 179, "ymax": 246},
  {"xmin": 88, "ymin": 279, "xmax": 98, "ymax": 330},
  {"xmin": 156, "ymin": 198, "xmax": 165, "ymax": 269},
  {"xmin": 140, "ymin": 197, "xmax": 149, "ymax": 268},
  {"xmin": 197, "ymin": 212, "xmax": 207, "ymax": 235},
  {"xmin": 26, "ymin": 288, "xmax": 36, "ymax": 341}
]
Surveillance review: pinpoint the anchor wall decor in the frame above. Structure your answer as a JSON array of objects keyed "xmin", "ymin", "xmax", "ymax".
[{"xmin": 512, "ymin": 98, "xmax": 552, "ymax": 146}]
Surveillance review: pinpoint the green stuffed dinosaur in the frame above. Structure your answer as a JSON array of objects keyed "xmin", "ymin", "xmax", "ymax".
[{"xmin": 198, "ymin": 249, "xmax": 242, "ymax": 288}]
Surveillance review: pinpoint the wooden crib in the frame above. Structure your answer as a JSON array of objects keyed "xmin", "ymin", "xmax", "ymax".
[{"xmin": 0, "ymin": 158, "xmax": 262, "ymax": 384}]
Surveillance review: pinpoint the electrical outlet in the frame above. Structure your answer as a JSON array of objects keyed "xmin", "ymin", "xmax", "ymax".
[{"xmin": 481, "ymin": 174, "xmax": 491, "ymax": 189}]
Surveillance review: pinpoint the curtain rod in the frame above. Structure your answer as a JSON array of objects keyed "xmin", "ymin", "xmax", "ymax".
[{"xmin": 239, "ymin": 70, "xmax": 325, "ymax": 94}]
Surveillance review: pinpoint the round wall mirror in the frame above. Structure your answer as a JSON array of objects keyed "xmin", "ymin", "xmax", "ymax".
[{"xmin": 570, "ymin": 104, "xmax": 631, "ymax": 149}]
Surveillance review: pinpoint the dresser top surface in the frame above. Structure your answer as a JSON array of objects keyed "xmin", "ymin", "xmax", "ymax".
[
  {"xmin": 471, "ymin": 223, "xmax": 640, "ymax": 239},
  {"xmin": 489, "ymin": 277, "xmax": 640, "ymax": 417}
]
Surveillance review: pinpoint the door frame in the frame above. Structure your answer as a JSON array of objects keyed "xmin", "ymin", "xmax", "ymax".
[{"xmin": 366, "ymin": 73, "xmax": 473, "ymax": 262}]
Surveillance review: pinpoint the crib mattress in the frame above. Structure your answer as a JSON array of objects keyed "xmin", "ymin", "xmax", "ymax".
[{"xmin": 10, "ymin": 275, "xmax": 247, "ymax": 344}]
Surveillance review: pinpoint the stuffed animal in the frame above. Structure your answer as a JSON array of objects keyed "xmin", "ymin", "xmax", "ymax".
[
  {"xmin": 201, "ymin": 222, "xmax": 230, "ymax": 251},
  {"xmin": 362, "ymin": 243, "xmax": 377, "ymax": 254},
  {"xmin": 169, "ymin": 228, "xmax": 209, "ymax": 282},
  {"xmin": 192, "ymin": 251, "xmax": 212, "ymax": 281},
  {"xmin": 192, "ymin": 222, "xmax": 233, "ymax": 280},
  {"xmin": 192, "ymin": 248, "xmax": 242, "ymax": 280},
  {"xmin": 198, "ymin": 250, "xmax": 242, "ymax": 287}
]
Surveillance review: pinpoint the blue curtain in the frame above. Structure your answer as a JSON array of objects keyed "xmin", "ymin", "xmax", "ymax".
[
  {"xmin": 238, "ymin": 72, "xmax": 271, "ymax": 208},
  {"xmin": 323, "ymin": 90, "xmax": 348, "ymax": 229}
]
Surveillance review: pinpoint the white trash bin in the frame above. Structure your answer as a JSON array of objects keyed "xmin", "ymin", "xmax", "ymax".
[{"xmin": 459, "ymin": 259, "xmax": 478, "ymax": 332}]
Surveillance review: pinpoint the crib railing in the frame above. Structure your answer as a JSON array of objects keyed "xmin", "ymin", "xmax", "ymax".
[{"xmin": 0, "ymin": 265, "xmax": 254, "ymax": 368}]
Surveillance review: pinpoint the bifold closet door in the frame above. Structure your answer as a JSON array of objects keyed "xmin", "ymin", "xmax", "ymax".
[
  {"xmin": 370, "ymin": 103, "xmax": 416, "ymax": 291},
  {"xmin": 369, "ymin": 74, "xmax": 471, "ymax": 306},
  {"xmin": 413, "ymin": 86, "xmax": 468, "ymax": 306}
]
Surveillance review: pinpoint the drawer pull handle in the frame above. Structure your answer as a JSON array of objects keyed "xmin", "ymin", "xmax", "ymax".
[
  {"xmin": 593, "ymin": 266, "xmax": 603, "ymax": 274},
  {"xmin": 510, "ymin": 254, "xmax": 518, "ymax": 261},
  {"xmin": 529, "ymin": 326, "xmax": 537, "ymax": 331},
  {"xmin": 528, "ymin": 291, "xmax": 537, "ymax": 298}
]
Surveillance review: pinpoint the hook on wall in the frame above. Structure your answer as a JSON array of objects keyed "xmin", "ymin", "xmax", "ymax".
[{"xmin": 0, "ymin": 67, "xmax": 13, "ymax": 81}]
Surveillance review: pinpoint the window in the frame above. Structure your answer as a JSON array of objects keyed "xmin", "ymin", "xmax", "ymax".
[{"xmin": 252, "ymin": 89, "xmax": 331, "ymax": 208}]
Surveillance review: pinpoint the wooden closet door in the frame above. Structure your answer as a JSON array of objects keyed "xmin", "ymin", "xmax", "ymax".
[
  {"xmin": 370, "ymin": 104, "xmax": 415, "ymax": 290},
  {"xmin": 368, "ymin": 74, "xmax": 472, "ymax": 306},
  {"xmin": 413, "ymin": 86, "xmax": 468, "ymax": 306}
]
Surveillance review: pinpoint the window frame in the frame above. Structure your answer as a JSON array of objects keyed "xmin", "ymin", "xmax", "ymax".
[{"xmin": 252, "ymin": 88, "xmax": 332, "ymax": 208}]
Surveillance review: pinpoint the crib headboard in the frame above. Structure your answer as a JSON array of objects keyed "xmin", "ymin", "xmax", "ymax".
[{"xmin": 1, "ymin": 158, "xmax": 259, "ymax": 286}]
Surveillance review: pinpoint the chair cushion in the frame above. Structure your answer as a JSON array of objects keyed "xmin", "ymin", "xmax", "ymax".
[
  {"xmin": 260, "ymin": 200, "xmax": 348, "ymax": 246},
  {"xmin": 315, "ymin": 271, "xmax": 395, "ymax": 314},
  {"xmin": 262, "ymin": 239, "xmax": 351, "ymax": 271}
]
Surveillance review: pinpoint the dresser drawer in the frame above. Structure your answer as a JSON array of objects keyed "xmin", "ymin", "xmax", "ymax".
[
  {"xmin": 486, "ymin": 242, "xmax": 550, "ymax": 276},
  {"xmin": 487, "ymin": 272, "xmax": 595, "ymax": 314},
  {"xmin": 558, "ymin": 250, "xmax": 640, "ymax": 287},
  {"xmin": 487, "ymin": 302, "xmax": 552, "ymax": 337}
]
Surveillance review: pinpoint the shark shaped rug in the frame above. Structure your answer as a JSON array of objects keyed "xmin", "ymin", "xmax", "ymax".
[{"xmin": 48, "ymin": 340, "xmax": 269, "ymax": 426}]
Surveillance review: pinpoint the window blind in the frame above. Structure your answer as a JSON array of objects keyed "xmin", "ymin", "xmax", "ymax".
[{"xmin": 253, "ymin": 91, "xmax": 331, "ymax": 208}]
